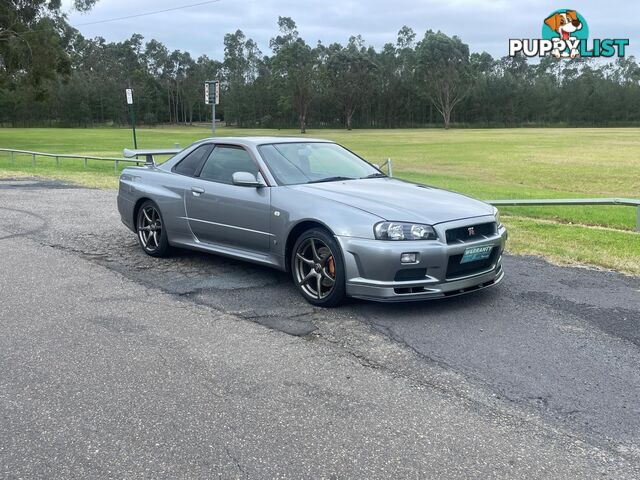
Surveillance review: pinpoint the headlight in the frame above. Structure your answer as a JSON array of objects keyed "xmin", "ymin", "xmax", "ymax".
[
  {"xmin": 493, "ymin": 207, "xmax": 501, "ymax": 227},
  {"xmin": 374, "ymin": 222, "xmax": 437, "ymax": 240},
  {"xmin": 493, "ymin": 207, "xmax": 502, "ymax": 228}
]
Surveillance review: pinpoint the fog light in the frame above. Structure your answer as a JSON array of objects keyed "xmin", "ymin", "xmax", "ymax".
[{"xmin": 401, "ymin": 253, "xmax": 418, "ymax": 264}]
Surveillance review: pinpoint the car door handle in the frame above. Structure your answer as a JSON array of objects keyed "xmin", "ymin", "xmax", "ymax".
[{"xmin": 191, "ymin": 186, "xmax": 205, "ymax": 196}]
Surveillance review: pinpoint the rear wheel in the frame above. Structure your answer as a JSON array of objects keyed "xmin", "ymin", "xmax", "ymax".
[
  {"xmin": 136, "ymin": 200, "xmax": 171, "ymax": 257},
  {"xmin": 291, "ymin": 228, "xmax": 346, "ymax": 307}
]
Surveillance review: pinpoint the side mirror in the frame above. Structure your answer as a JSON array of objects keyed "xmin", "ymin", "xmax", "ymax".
[{"xmin": 232, "ymin": 171, "xmax": 263, "ymax": 187}]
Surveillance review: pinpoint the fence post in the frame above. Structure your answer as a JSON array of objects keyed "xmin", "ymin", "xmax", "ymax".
[
  {"xmin": 32, "ymin": 153, "xmax": 36, "ymax": 166},
  {"xmin": 636, "ymin": 206, "xmax": 640, "ymax": 232},
  {"xmin": 55, "ymin": 156, "xmax": 59, "ymax": 167},
  {"xmin": 84, "ymin": 157, "xmax": 87, "ymax": 168},
  {"xmin": 114, "ymin": 160, "xmax": 119, "ymax": 174},
  {"xmin": 10, "ymin": 151, "xmax": 14, "ymax": 163}
]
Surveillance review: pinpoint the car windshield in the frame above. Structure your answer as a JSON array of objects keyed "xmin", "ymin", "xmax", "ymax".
[{"xmin": 257, "ymin": 142, "xmax": 382, "ymax": 185}]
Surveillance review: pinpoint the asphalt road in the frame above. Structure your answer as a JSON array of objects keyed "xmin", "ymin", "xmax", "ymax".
[{"xmin": 1, "ymin": 178, "xmax": 639, "ymax": 478}]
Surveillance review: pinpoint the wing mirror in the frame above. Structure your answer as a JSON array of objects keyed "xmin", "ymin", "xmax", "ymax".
[{"xmin": 232, "ymin": 171, "xmax": 264, "ymax": 187}]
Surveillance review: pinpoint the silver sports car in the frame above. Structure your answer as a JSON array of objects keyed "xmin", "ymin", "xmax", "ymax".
[{"xmin": 117, "ymin": 137, "xmax": 507, "ymax": 306}]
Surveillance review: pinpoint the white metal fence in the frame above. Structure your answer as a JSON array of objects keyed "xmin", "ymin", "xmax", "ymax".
[
  {"xmin": 0, "ymin": 147, "xmax": 139, "ymax": 173},
  {"xmin": 488, "ymin": 198, "xmax": 640, "ymax": 232},
  {"xmin": 2, "ymin": 147, "xmax": 639, "ymax": 231}
]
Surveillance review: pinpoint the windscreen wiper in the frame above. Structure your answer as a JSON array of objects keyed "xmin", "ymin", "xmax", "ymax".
[
  {"xmin": 361, "ymin": 172, "xmax": 387, "ymax": 178},
  {"xmin": 307, "ymin": 176, "xmax": 356, "ymax": 184}
]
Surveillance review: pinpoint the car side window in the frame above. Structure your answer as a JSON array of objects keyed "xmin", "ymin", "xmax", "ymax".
[
  {"xmin": 198, "ymin": 146, "xmax": 259, "ymax": 184},
  {"xmin": 173, "ymin": 144, "xmax": 213, "ymax": 177}
]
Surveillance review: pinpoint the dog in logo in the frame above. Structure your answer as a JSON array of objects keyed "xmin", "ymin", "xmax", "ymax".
[{"xmin": 544, "ymin": 10, "xmax": 582, "ymax": 58}]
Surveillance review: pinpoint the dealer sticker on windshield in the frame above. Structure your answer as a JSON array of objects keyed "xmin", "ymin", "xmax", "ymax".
[{"xmin": 460, "ymin": 245, "xmax": 493, "ymax": 264}]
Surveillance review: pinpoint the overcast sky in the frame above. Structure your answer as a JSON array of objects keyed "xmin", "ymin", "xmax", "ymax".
[{"xmin": 62, "ymin": 0, "xmax": 637, "ymax": 59}]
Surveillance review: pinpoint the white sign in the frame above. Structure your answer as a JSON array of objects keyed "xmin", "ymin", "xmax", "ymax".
[
  {"xmin": 204, "ymin": 82, "xmax": 210, "ymax": 105},
  {"xmin": 214, "ymin": 81, "xmax": 220, "ymax": 105},
  {"xmin": 125, "ymin": 88, "xmax": 133, "ymax": 105}
]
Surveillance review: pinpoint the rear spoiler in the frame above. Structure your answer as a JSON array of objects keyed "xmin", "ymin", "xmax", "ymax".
[{"xmin": 123, "ymin": 148, "xmax": 182, "ymax": 166}]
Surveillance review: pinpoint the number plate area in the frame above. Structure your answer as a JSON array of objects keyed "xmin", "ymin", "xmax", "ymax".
[{"xmin": 460, "ymin": 245, "xmax": 493, "ymax": 264}]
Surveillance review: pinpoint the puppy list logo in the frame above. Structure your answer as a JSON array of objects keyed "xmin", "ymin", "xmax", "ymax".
[{"xmin": 509, "ymin": 9, "xmax": 629, "ymax": 59}]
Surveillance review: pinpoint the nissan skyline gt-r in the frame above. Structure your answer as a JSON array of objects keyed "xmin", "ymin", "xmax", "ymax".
[{"xmin": 117, "ymin": 137, "xmax": 507, "ymax": 307}]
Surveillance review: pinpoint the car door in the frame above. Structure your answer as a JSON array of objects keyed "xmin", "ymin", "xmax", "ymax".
[{"xmin": 184, "ymin": 144, "xmax": 271, "ymax": 253}]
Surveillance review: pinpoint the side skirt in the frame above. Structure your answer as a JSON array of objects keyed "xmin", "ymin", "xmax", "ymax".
[{"xmin": 170, "ymin": 238, "xmax": 286, "ymax": 271}]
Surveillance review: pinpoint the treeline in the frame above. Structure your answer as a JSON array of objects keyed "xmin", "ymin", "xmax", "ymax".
[{"xmin": 3, "ymin": 4, "xmax": 640, "ymax": 129}]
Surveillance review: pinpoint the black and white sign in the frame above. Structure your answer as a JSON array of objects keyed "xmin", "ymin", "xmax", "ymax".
[
  {"xmin": 204, "ymin": 81, "xmax": 220, "ymax": 105},
  {"xmin": 125, "ymin": 88, "xmax": 133, "ymax": 105}
]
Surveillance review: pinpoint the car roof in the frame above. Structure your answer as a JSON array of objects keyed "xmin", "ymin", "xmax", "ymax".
[{"xmin": 193, "ymin": 136, "xmax": 333, "ymax": 148}]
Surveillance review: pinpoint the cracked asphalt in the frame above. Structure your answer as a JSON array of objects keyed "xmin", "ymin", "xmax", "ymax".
[{"xmin": 1, "ymin": 178, "xmax": 640, "ymax": 478}]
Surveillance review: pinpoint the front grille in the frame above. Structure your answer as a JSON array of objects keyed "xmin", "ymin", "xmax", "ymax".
[
  {"xmin": 394, "ymin": 286, "xmax": 427, "ymax": 295},
  {"xmin": 446, "ymin": 247, "xmax": 499, "ymax": 279},
  {"xmin": 446, "ymin": 222, "xmax": 497, "ymax": 244}
]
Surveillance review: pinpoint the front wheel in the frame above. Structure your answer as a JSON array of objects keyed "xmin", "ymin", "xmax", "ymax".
[
  {"xmin": 136, "ymin": 200, "xmax": 171, "ymax": 257},
  {"xmin": 291, "ymin": 228, "xmax": 346, "ymax": 307}
]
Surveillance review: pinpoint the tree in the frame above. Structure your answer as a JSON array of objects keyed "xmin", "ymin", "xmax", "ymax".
[
  {"xmin": 4, "ymin": 11, "xmax": 640, "ymax": 129},
  {"xmin": 183, "ymin": 55, "xmax": 222, "ymax": 124},
  {"xmin": 0, "ymin": 0, "xmax": 99, "ymax": 86},
  {"xmin": 416, "ymin": 31, "xmax": 471, "ymax": 128},
  {"xmin": 223, "ymin": 30, "xmax": 248, "ymax": 125},
  {"xmin": 270, "ymin": 17, "xmax": 318, "ymax": 133},
  {"xmin": 325, "ymin": 36, "xmax": 376, "ymax": 130}
]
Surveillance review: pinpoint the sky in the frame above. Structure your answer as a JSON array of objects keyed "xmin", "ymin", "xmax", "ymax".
[{"xmin": 61, "ymin": 0, "xmax": 638, "ymax": 59}]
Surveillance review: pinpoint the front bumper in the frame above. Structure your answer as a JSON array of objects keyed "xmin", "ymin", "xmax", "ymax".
[{"xmin": 336, "ymin": 215, "xmax": 507, "ymax": 302}]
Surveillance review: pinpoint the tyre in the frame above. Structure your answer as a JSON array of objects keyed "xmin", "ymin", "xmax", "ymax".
[
  {"xmin": 136, "ymin": 200, "xmax": 171, "ymax": 257},
  {"xmin": 291, "ymin": 228, "xmax": 346, "ymax": 307}
]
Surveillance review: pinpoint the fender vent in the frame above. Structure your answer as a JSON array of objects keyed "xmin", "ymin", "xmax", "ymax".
[{"xmin": 394, "ymin": 268, "xmax": 427, "ymax": 282}]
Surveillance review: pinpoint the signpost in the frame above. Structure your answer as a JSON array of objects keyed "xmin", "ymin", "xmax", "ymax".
[
  {"xmin": 125, "ymin": 88, "xmax": 137, "ymax": 149},
  {"xmin": 204, "ymin": 80, "xmax": 219, "ymax": 134}
]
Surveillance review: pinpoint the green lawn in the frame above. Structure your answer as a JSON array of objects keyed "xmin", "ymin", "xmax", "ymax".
[{"xmin": 1, "ymin": 126, "xmax": 638, "ymax": 274}]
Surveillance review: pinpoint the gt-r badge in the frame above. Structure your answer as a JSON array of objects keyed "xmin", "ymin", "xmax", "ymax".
[{"xmin": 468, "ymin": 227, "xmax": 475, "ymax": 236}]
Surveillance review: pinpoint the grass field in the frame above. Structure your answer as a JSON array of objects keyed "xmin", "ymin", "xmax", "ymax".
[{"xmin": 1, "ymin": 126, "xmax": 638, "ymax": 274}]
